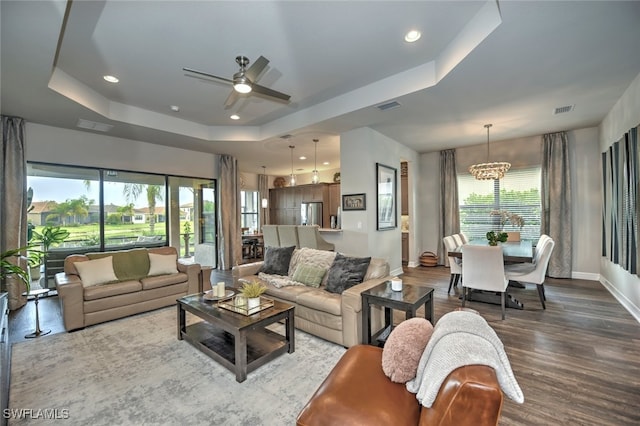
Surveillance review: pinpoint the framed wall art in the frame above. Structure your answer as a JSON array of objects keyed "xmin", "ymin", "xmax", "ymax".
[
  {"xmin": 376, "ymin": 163, "xmax": 397, "ymax": 230},
  {"xmin": 342, "ymin": 193, "xmax": 366, "ymax": 211}
]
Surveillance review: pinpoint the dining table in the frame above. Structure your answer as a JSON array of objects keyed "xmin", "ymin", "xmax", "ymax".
[{"xmin": 447, "ymin": 240, "xmax": 534, "ymax": 310}]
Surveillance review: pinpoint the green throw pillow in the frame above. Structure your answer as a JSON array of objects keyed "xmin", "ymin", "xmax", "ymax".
[
  {"xmin": 292, "ymin": 264, "xmax": 326, "ymax": 288},
  {"xmin": 88, "ymin": 248, "xmax": 150, "ymax": 281}
]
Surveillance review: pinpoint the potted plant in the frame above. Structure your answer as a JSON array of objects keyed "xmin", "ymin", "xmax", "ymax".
[
  {"xmin": 31, "ymin": 225, "xmax": 70, "ymax": 282},
  {"xmin": 27, "ymin": 249, "xmax": 43, "ymax": 281},
  {"xmin": 1, "ymin": 246, "xmax": 30, "ymax": 293},
  {"xmin": 239, "ymin": 280, "xmax": 267, "ymax": 310},
  {"xmin": 486, "ymin": 230, "xmax": 508, "ymax": 246}
]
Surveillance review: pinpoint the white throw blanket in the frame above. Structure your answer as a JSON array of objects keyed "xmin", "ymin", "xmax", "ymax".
[{"xmin": 406, "ymin": 311, "xmax": 524, "ymax": 407}]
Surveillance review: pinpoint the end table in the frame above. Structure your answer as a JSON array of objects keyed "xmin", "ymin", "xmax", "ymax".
[{"xmin": 22, "ymin": 288, "xmax": 51, "ymax": 338}]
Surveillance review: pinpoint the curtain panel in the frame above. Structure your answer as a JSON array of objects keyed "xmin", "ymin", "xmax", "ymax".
[
  {"xmin": 541, "ymin": 131, "xmax": 572, "ymax": 278},
  {"xmin": 1, "ymin": 116, "xmax": 29, "ymax": 310},
  {"xmin": 439, "ymin": 149, "xmax": 459, "ymax": 265},
  {"xmin": 217, "ymin": 155, "xmax": 241, "ymax": 270}
]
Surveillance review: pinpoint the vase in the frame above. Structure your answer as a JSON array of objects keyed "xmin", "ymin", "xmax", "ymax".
[{"xmin": 247, "ymin": 297, "xmax": 261, "ymax": 310}]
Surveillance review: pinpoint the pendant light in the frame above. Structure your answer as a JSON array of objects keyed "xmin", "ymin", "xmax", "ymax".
[
  {"xmin": 289, "ymin": 145, "xmax": 296, "ymax": 186},
  {"xmin": 261, "ymin": 166, "xmax": 268, "ymax": 208},
  {"xmin": 311, "ymin": 138, "xmax": 319, "ymax": 184},
  {"xmin": 468, "ymin": 124, "xmax": 511, "ymax": 180}
]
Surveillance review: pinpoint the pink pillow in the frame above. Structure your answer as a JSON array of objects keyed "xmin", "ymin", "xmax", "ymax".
[{"xmin": 381, "ymin": 317, "xmax": 434, "ymax": 383}]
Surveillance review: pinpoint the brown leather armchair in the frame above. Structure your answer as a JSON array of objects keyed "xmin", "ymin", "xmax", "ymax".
[{"xmin": 297, "ymin": 345, "xmax": 503, "ymax": 426}]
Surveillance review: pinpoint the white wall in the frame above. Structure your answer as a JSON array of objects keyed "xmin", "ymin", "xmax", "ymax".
[
  {"xmin": 599, "ymin": 71, "xmax": 640, "ymax": 321},
  {"xmin": 339, "ymin": 127, "xmax": 418, "ymax": 276},
  {"xmin": 25, "ymin": 123, "xmax": 219, "ymax": 178}
]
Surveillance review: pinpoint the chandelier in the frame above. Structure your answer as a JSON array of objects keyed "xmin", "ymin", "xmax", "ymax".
[
  {"xmin": 311, "ymin": 138, "xmax": 319, "ymax": 184},
  {"xmin": 289, "ymin": 145, "xmax": 296, "ymax": 186},
  {"xmin": 261, "ymin": 166, "xmax": 268, "ymax": 208},
  {"xmin": 468, "ymin": 123, "xmax": 510, "ymax": 180}
]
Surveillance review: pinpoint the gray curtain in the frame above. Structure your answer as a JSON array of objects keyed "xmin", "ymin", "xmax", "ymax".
[
  {"xmin": 217, "ymin": 155, "xmax": 241, "ymax": 270},
  {"xmin": 1, "ymin": 116, "xmax": 29, "ymax": 310},
  {"xmin": 439, "ymin": 149, "xmax": 459, "ymax": 265},
  {"xmin": 259, "ymin": 173, "xmax": 270, "ymax": 230},
  {"xmin": 542, "ymin": 131, "xmax": 572, "ymax": 278}
]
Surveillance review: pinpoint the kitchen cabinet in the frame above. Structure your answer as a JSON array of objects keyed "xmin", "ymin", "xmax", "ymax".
[
  {"xmin": 270, "ymin": 183, "xmax": 332, "ymax": 226},
  {"xmin": 329, "ymin": 183, "xmax": 341, "ymax": 217},
  {"xmin": 402, "ymin": 233, "xmax": 409, "ymax": 262}
]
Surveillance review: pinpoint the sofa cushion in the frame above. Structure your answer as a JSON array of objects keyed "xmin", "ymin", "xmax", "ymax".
[
  {"xmin": 382, "ymin": 318, "xmax": 434, "ymax": 383},
  {"xmin": 263, "ymin": 281, "xmax": 314, "ymax": 303},
  {"xmin": 148, "ymin": 253, "xmax": 178, "ymax": 276},
  {"xmin": 83, "ymin": 280, "xmax": 143, "ymax": 301},
  {"xmin": 292, "ymin": 264, "xmax": 326, "ymax": 288},
  {"xmin": 296, "ymin": 288, "xmax": 342, "ymax": 316},
  {"xmin": 141, "ymin": 272, "xmax": 187, "ymax": 290},
  {"xmin": 74, "ymin": 256, "xmax": 119, "ymax": 287},
  {"xmin": 260, "ymin": 245, "xmax": 296, "ymax": 275},
  {"xmin": 325, "ymin": 253, "xmax": 371, "ymax": 294},
  {"xmin": 88, "ymin": 248, "xmax": 150, "ymax": 281}
]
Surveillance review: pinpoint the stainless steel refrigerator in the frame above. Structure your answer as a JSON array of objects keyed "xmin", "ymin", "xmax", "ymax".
[{"xmin": 301, "ymin": 202, "xmax": 323, "ymax": 227}]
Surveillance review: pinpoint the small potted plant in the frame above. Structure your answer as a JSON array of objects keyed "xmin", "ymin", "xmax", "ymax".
[
  {"xmin": 239, "ymin": 280, "xmax": 267, "ymax": 310},
  {"xmin": 486, "ymin": 230, "xmax": 508, "ymax": 246},
  {"xmin": 27, "ymin": 249, "xmax": 43, "ymax": 281},
  {"xmin": 1, "ymin": 246, "xmax": 31, "ymax": 294}
]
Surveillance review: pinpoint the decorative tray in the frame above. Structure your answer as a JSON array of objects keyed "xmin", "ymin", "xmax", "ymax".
[
  {"xmin": 218, "ymin": 296, "xmax": 274, "ymax": 316},
  {"xmin": 203, "ymin": 289, "xmax": 235, "ymax": 301}
]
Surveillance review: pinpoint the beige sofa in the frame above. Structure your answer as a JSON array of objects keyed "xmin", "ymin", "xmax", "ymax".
[
  {"xmin": 232, "ymin": 247, "xmax": 389, "ymax": 348},
  {"xmin": 55, "ymin": 246, "xmax": 200, "ymax": 331}
]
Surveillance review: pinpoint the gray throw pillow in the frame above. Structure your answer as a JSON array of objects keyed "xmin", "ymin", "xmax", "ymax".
[
  {"xmin": 325, "ymin": 253, "xmax": 371, "ymax": 294},
  {"xmin": 260, "ymin": 246, "xmax": 296, "ymax": 276}
]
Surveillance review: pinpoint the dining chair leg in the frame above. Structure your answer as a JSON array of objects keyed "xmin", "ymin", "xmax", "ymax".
[
  {"xmin": 447, "ymin": 275, "xmax": 455, "ymax": 294},
  {"xmin": 454, "ymin": 274, "xmax": 461, "ymax": 288},
  {"xmin": 536, "ymin": 284, "xmax": 546, "ymax": 309},
  {"xmin": 501, "ymin": 292, "xmax": 506, "ymax": 320}
]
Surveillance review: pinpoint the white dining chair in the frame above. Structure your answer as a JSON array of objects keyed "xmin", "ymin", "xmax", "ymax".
[
  {"xmin": 442, "ymin": 235, "xmax": 462, "ymax": 294},
  {"xmin": 505, "ymin": 238, "xmax": 555, "ymax": 309},
  {"xmin": 461, "ymin": 245, "xmax": 509, "ymax": 319}
]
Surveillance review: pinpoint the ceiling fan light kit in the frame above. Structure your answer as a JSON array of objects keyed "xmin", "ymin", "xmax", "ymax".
[{"xmin": 469, "ymin": 124, "xmax": 511, "ymax": 180}]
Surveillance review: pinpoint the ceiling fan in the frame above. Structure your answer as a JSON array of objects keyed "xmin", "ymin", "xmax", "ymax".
[{"xmin": 183, "ymin": 55, "xmax": 291, "ymax": 108}]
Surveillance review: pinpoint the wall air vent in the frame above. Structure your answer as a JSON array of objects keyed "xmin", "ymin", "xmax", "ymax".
[
  {"xmin": 376, "ymin": 100, "xmax": 401, "ymax": 111},
  {"xmin": 77, "ymin": 118, "xmax": 113, "ymax": 132},
  {"xmin": 553, "ymin": 105, "xmax": 574, "ymax": 115}
]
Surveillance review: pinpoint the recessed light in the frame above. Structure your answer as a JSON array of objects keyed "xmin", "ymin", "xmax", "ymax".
[
  {"xmin": 323, "ymin": 161, "xmax": 330, "ymax": 165},
  {"xmin": 103, "ymin": 75, "xmax": 119, "ymax": 83},
  {"xmin": 404, "ymin": 30, "xmax": 421, "ymax": 43},
  {"xmin": 230, "ymin": 114, "xmax": 240, "ymax": 120},
  {"xmin": 170, "ymin": 105, "xmax": 180, "ymax": 112},
  {"xmin": 299, "ymin": 156, "xmax": 307, "ymax": 160}
]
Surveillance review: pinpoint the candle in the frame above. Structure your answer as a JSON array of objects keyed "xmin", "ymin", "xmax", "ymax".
[{"xmin": 217, "ymin": 282, "xmax": 226, "ymax": 297}]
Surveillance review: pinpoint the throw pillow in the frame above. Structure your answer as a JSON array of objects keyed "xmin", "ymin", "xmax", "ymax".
[
  {"xmin": 382, "ymin": 318, "xmax": 434, "ymax": 383},
  {"xmin": 325, "ymin": 253, "xmax": 371, "ymax": 294},
  {"xmin": 291, "ymin": 264, "xmax": 326, "ymax": 287},
  {"xmin": 88, "ymin": 248, "xmax": 150, "ymax": 281},
  {"xmin": 148, "ymin": 253, "xmax": 178, "ymax": 276},
  {"xmin": 74, "ymin": 256, "xmax": 119, "ymax": 287},
  {"xmin": 260, "ymin": 246, "xmax": 296, "ymax": 276}
]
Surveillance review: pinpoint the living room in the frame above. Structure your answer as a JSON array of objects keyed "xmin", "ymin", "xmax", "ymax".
[{"xmin": 2, "ymin": 1, "xmax": 640, "ymax": 424}]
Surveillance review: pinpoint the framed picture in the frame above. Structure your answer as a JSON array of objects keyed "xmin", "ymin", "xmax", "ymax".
[
  {"xmin": 376, "ymin": 163, "xmax": 397, "ymax": 230},
  {"xmin": 342, "ymin": 193, "xmax": 366, "ymax": 211}
]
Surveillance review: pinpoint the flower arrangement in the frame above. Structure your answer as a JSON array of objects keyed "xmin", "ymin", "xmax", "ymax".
[
  {"xmin": 486, "ymin": 230, "xmax": 508, "ymax": 246},
  {"xmin": 490, "ymin": 210, "xmax": 525, "ymax": 229}
]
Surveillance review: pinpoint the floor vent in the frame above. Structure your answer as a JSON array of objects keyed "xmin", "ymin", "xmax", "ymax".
[
  {"xmin": 553, "ymin": 105, "xmax": 574, "ymax": 115},
  {"xmin": 376, "ymin": 100, "xmax": 401, "ymax": 111}
]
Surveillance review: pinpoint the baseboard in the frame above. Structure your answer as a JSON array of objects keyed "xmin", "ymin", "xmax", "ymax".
[
  {"xmin": 390, "ymin": 267, "xmax": 404, "ymax": 277},
  {"xmin": 571, "ymin": 271, "xmax": 600, "ymax": 281},
  {"xmin": 600, "ymin": 276, "xmax": 640, "ymax": 323},
  {"xmin": 407, "ymin": 261, "xmax": 419, "ymax": 268}
]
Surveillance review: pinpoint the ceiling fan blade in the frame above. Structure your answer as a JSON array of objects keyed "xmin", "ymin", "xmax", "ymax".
[
  {"xmin": 251, "ymin": 83, "xmax": 291, "ymax": 102},
  {"xmin": 182, "ymin": 67, "xmax": 233, "ymax": 84},
  {"xmin": 245, "ymin": 56, "xmax": 269, "ymax": 82},
  {"xmin": 224, "ymin": 90, "xmax": 239, "ymax": 109}
]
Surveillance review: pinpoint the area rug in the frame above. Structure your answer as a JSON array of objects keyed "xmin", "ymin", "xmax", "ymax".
[{"xmin": 9, "ymin": 307, "xmax": 346, "ymax": 425}]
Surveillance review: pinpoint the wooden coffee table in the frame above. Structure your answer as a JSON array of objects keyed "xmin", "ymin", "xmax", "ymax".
[{"xmin": 177, "ymin": 292, "xmax": 295, "ymax": 382}]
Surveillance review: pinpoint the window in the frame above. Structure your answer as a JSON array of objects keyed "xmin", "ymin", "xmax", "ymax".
[
  {"xmin": 458, "ymin": 167, "xmax": 541, "ymax": 241},
  {"xmin": 240, "ymin": 191, "xmax": 259, "ymax": 233}
]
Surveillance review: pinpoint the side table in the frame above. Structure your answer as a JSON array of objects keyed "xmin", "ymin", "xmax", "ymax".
[
  {"xmin": 361, "ymin": 281, "xmax": 434, "ymax": 346},
  {"xmin": 22, "ymin": 288, "xmax": 51, "ymax": 338}
]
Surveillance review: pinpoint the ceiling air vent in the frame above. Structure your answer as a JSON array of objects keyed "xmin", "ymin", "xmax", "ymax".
[
  {"xmin": 280, "ymin": 134, "xmax": 293, "ymax": 139},
  {"xmin": 553, "ymin": 105, "xmax": 574, "ymax": 115},
  {"xmin": 77, "ymin": 118, "xmax": 113, "ymax": 132},
  {"xmin": 376, "ymin": 100, "xmax": 401, "ymax": 111}
]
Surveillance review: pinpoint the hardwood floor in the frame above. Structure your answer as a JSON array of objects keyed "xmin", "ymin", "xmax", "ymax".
[{"xmin": 9, "ymin": 266, "xmax": 640, "ymax": 425}]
